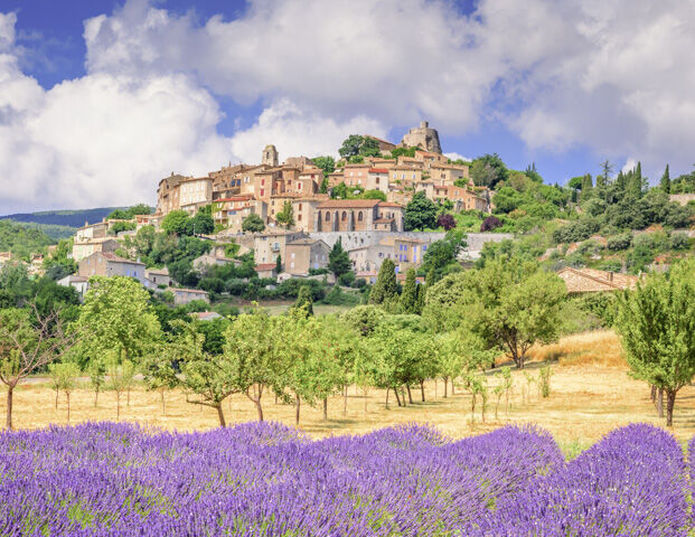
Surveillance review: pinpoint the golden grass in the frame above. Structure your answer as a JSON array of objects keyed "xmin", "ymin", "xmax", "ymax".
[
  {"xmin": 3, "ymin": 330, "xmax": 694, "ymax": 447},
  {"xmin": 529, "ymin": 329, "xmax": 625, "ymax": 368}
]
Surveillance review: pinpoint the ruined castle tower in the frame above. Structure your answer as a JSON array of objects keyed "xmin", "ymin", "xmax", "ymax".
[
  {"xmin": 262, "ymin": 144, "xmax": 279, "ymax": 167},
  {"xmin": 401, "ymin": 121, "xmax": 442, "ymax": 154}
]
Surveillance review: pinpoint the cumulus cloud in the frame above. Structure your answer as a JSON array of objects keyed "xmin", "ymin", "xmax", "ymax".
[
  {"xmin": 444, "ymin": 152, "xmax": 472, "ymax": 163},
  {"xmin": 230, "ymin": 99, "xmax": 386, "ymax": 163}
]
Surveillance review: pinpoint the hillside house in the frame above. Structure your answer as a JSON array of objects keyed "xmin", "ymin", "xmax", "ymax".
[
  {"xmin": 72, "ymin": 237, "xmax": 120, "ymax": 263},
  {"xmin": 145, "ymin": 267, "xmax": 171, "ymax": 287},
  {"xmin": 171, "ymin": 287, "xmax": 210, "ymax": 305},
  {"xmin": 285, "ymin": 238, "xmax": 330, "ymax": 275},
  {"xmin": 557, "ymin": 267, "xmax": 639, "ymax": 294},
  {"xmin": 78, "ymin": 252, "xmax": 147, "ymax": 285},
  {"xmin": 57, "ymin": 274, "xmax": 89, "ymax": 301}
]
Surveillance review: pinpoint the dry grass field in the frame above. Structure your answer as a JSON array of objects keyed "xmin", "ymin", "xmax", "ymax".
[{"xmin": 4, "ymin": 329, "xmax": 695, "ymax": 452}]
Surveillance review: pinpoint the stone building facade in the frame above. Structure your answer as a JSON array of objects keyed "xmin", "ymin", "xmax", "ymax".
[{"xmin": 401, "ymin": 121, "xmax": 442, "ymax": 154}]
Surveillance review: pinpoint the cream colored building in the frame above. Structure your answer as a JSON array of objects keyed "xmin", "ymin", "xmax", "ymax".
[
  {"xmin": 72, "ymin": 237, "xmax": 120, "ymax": 263},
  {"xmin": 179, "ymin": 177, "xmax": 213, "ymax": 214},
  {"xmin": 285, "ymin": 238, "xmax": 331, "ymax": 275}
]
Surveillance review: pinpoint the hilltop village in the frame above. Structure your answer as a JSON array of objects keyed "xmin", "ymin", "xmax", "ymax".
[{"xmin": 57, "ymin": 122, "xmax": 511, "ymax": 305}]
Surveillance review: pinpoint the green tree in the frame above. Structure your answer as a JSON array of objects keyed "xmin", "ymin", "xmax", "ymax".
[
  {"xmin": 275, "ymin": 201, "xmax": 294, "ymax": 228},
  {"xmin": 241, "ymin": 213, "xmax": 265, "ymax": 233},
  {"xmin": 328, "ymin": 237, "xmax": 351, "ymax": 277},
  {"xmin": 400, "ymin": 268, "xmax": 419, "ymax": 314},
  {"xmin": 404, "ymin": 191, "xmax": 438, "ymax": 231},
  {"xmin": 292, "ymin": 285, "xmax": 314, "ymax": 317},
  {"xmin": 470, "ymin": 153, "xmax": 508, "ymax": 189},
  {"xmin": 87, "ymin": 356, "xmax": 106, "ymax": 407},
  {"xmin": 339, "ymin": 135, "xmax": 380, "ymax": 159},
  {"xmin": 462, "ymin": 259, "xmax": 566, "ymax": 368},
  {"xmin": 422, "ymin": 230, "xmax": 467, "ymax": 281},
  {"xmin": 368, "ymin": 259, "xmax": 398, "ymax": 307},
  {"xmin": 312, "ymin": 156, "xmax": 336, "ymax": 176},
  {"xmin": 0, "ymin": 307, "xmax": 74, "ymax": 430},
  {"xmin": 75, "ymin": 276, "xmax": 161, "ymax": 365},
  {"xmin": 190, "ymin": 210, "xmax": 214, "ymax": 235},
  {"xmin": 161, "ymin": 210, "xmax": 191, "ymax": 235},
  {"xmin": 47, "ymin": 362, "xmax": 80, "ymax": 423},
  {"xmin": 166, "ymin": 320, "xmax": 238, "ymax": 427},
  {"xmin": 616, "ymin": 260, "xmax": 695, "ymax": 426},
  {"xmin": 224, "ymin": 309, "xmax": 282, "ymax": 421},
  {"xmin": 660, "ymin": 164, "xmax": 671, "ymax": 194},
  {"xmin": 341, "ymin": 305, "xmax": 386, "ymax": 336}
]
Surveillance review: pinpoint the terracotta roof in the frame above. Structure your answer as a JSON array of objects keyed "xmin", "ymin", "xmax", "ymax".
[
  {"xmin": 317, "ymin": 199, "xmax": 381, "ymax": 209},
  {"xmin": 377, "ymin": 202, "xmax": 403, "ymax": 208},
  {"xmin": 255, "ymin": 263, "xmax": 277, "ymax": 271},
  {"xmin": 369, "ymin": 168, "xmax": 389, "ymax": 173},
  {"xmin": 557, "ymin": 267, "xmax": 639, "ymax": 293}
]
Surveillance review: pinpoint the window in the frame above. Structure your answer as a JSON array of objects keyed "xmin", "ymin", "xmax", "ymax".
[
  {"xmin": 261, "ymin": 179, "xmax": 265, "ymax": 186},
  {"xmin": 291, "ymin": 252, "xmax": 295, "ymax": 259},
  {"xmin": 376, "ymin": 178, "xmax": 380, "ymax": 184},
  {"xmin": 260, "ymin": 189, "xmax": 264, "ymax": 197},
  {"xmin": 325, "ymin": 212, "xmax": 330, "ymax": 221},
  {"xmin": 298, "ymin": 203, "xmax": 302, "ymax": 210},
  {"xmin": 358, "ymin": 212, "xmax": 363, "ymax": 221},
  {"xmin": 341, "ymin": 211, "xmax": 347, "ymax": 221}
]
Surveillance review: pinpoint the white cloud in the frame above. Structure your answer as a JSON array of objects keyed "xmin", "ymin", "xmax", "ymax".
[
  {"xmin": 229, "ymin": 99, "xmax": 386, "ymax": 163},
  {"xmin": 444, "ymin": 152, "xmax": 471, "ymax": 163}
]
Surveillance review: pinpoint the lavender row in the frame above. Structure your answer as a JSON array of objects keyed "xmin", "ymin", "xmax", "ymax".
[{"xmin": 0, "ymin": 422, "xmax": 690, "ymax": 536}]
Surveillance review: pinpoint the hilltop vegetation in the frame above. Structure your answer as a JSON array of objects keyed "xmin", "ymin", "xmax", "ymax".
[
  {"xmin": 0, "ymin": 220, "xmax": 54, "ymax": 259},
  {"xmin": 0, "ymin": 207, "xmax": 122, "ymax": 228}
]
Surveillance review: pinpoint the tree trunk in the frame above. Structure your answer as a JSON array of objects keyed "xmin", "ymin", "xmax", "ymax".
[
  {"xmin": 451, "ymin": 378, "xmax": 455, "ymax": 396},
  {"xmin": 94, "ymin": 388, "xmax": 99, "ymax": 408},
  {"xmin": 385, "ymin": 387, "xmax": 390, "ymax": 409},
  {"xmin": 127, "ymin": 387, "xmax": 131, "ymax": 407},
  {"xmin": 216, "ymin": 404, "xmax": 226, "ymax": 427},
  {"xmin": 66, "ymin": 391, "xmax": 71, "ymax": 424},
  {"xmin": 443, "ymin": 377, "xmax": 448, "ymax": 398},
  {"xmin": 363, "ymin": 386, "xmax": 368, "ymax": 415},
  {"xmin": 434, "ymin": 378, "xmax": 437, "ymax": 399},
  {"xmin": 295, "ymin": 395, "xmax": 301, "ymax": 425},
  {"xmin": 657, "ymin": 388, "xmax": 664, "ymax": 418},
  {"xmin": 420, "ymin": 380, "xmax": 425, "ymax": 402},
  {"xmin": 666, "ymin": 390, "xmax": 676, "ymax": 427},
  {"xmin": 255, "ymin": 399, "xmax": 264, "ymax": 422},
  {"xmin": 116, "ymin": 391, "xmax": 121, "ymax": 421},
  {"xmin": 55, "ymin": 389, "xmax": 59, "ymax": 409},
  {"xmin": 394, "ymin": 387, "xmax": 402, "ymax": 407},
  {"xmin": 650, "ymin": 385, "xmax": 657, "ymax": 403},
  {"xmin": 406, "ymin": 385, "xmax": 413, "ymax": 404},
  {"xmin": 6, "ymin": 386, "xmax": 14, "ymax": 430},
  {"xmin": 322, "ymin": 397, "xmax": 328, "ymax": 421},
  {"xmin": 160, "ymin": 389, "xmax": 166, "ymax": 416},
  {"xmin": 343, "ymin": 385, "xmax": 348, "ymax": 416}
]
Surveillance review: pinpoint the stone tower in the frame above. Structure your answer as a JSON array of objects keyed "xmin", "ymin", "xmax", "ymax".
[
  {"xmin": 262, "ymin": 144, "xmax": 279, "ymax": 167},
  {"xmin": 401, "ymin": 121, "xmax": 442, "ymax": 154}
]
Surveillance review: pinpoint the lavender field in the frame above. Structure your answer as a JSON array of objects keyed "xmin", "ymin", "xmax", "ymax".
[{"xmin": 0, "ymin": 422, "xmax": 690, "ymax": 536}]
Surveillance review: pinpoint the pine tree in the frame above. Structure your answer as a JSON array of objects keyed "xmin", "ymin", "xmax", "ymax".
[
  {"xmin": 275, "ymin": 255, "xmax": 282, "ymax": 274},
  {"xmin": 629, "ymin": 162, "xmax": 644, "ymax": 198},
  {"xmin": 660, "ymin": 164, "xmax": 671, "ymax": 194},
  {"xmin": 400, "ymin": 268, "xmax": 418, "ymax": 313},
  {"xmin": 369, "ymin": 259, "xmax": 398, "ymax": 305},
  {"xmin": 328, "ymin": 238, "xmax": 351, "ymax": 277}
]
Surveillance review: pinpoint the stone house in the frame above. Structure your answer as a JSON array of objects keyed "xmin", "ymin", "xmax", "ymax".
[
  {"xmin": 390, "ymin": 165, "xmax": 423, "ymax": 187},
  {"xmin": 156, "ymin": 173, "xmax": 186, "ymax": 215},
  {"xmin": 366, "ymin": 168, "xmax": 390, "ymax": 193},
  {"xmin": 343, "ymin": 163, "xmax": 371, "ymax": 188},
  {"xmin": 313, "ymin": 200, "xmax": 404, "ymax": 233},
  {"xmin": 75, "ymin": 221, "xmax": 108, "ymax": 241},
  {"xmin": 253, "ymin": 168, "xmax": 284, "ymax": 201},
  {"xmin": 285, "ymin": 238, "xmax": 331, "ymax": 276},
  {"xmin": 57, "ymin": 274, "xmax": 89, "ymax": 301},
  {"xmin": 171, "ymin": 287, "xmax": 210, "ymax": 305},
  {"xmin": 179, "ymin": 177, "xmax": 213, "ymax": 214},
  {"xmin": 429, "ymin": 164, "xmax": 470, "ymax": 185},
  {"xmin": 400, "ymin": 121, "xmax": 442, "ymax": 154},
  {"xmin": 213, "ymin": 195, "xmax": 268, "ymax": 232},
  {"xmin": 78, "ymin": 252, "xmax": 147, "ymax": 285},
  {"xmin": 72, "ymin": 237, "xmax": 120, "ymax": 263},
  {"xmin": 557, "ymin": 267, "xmax": 639, "ymax": 294},
  {"xmin": 135, "ymin": 213, "xmax": 163, "ymax": 230},
  {"xmin": 254, "ymin": 263, "xmax": 277, "ymax": 279},
  {"xmin": 193, "ymin": 254, "xmax": 239, "ymax": 272},
  {"xmin": 145, "ymin": 267, "xmax": 171, "ymax": 287},
  {"xmin": 238, "ymin": 230, "xmax": 308, "ymax": 265}
]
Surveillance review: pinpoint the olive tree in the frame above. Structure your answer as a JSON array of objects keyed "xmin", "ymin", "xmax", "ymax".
[
  {"xmin": 0, "ymin": 306, "xmax": 75, "ymax": 430},
  {"xmin": 616, "ymin": 259, "xmax": 695, "ymax": 426}
]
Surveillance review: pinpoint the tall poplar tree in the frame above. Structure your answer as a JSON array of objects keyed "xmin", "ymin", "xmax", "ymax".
[
  {"xmin": 369, "ymin": 259, "xmax": 398, "ymax": 307},
  {"xmin": 660, "ymin": 164, "xmax": 671, "ymax": 194}
]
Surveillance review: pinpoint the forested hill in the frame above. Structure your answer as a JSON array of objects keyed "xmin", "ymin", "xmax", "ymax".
[
  {"xmin": 0, "ymin": 220, "xmax": 55, "ymax": 258},
  {"xmin": 0, "ymin": 207, "xmax": 121, "ymax": 228}
]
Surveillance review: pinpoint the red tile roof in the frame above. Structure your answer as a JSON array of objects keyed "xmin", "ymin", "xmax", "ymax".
[
  {"xmin": 255, "ymin": 263, "xmax": 277, "ymax": 271},
  {"xmin": 369, "ymin": 168, "xmax": 389, "ymax": 173},
  {"xmin": 377, "ymin": 202, "xmax": 403, "ymax": 208}
]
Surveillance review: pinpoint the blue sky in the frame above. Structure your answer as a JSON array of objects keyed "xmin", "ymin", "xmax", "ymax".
[{"xmin": 0, "ymin": 0, "xmax": 693, "ymax": 213}]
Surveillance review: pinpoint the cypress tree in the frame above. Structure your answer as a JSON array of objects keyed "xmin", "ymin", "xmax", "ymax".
[
  {"xmin": 660, "ymin": 164, "xmax": 671, "ymax": 194},
  {"xmin": 293, "ymin": 285, "xmax": 314, "ymax": 317},
  {"xmin": 275, "ymin": 255, "xmax": 282, "ymax": 274},
  {"xmin": 369, "ymin": 259, "xmax": 398, "ymax": 305},
  {"xmin": 400, "ymin": 268, "xmax": 418, "ymax": 313},
  {"xmin": 328, "ymin": 238, "xmax": 351, "ymax": 277},
  {"xmin": 629, "ymin": 162, "xmax": 644, "ymax": 198}
]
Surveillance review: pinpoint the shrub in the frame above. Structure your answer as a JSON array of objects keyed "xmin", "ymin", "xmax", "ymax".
[
  {"xmin": 480, "ymin": 215, "xmax": 503, "ymax": 232},
  {"xmin": 606, "ymin": 233, "xmax": 632, "ymax": 251}
]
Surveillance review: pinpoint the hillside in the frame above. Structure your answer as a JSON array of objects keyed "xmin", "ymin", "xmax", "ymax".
[
  {"xmin": 0, "ymin": 220, "xmax": 55, "ymax": 258},
  {"xmin": 0, "ymin": 207, "xmax": 122, "ymax": 228}
]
